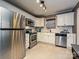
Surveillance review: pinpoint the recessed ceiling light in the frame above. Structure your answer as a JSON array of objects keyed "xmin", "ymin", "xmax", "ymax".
[
  {"xmin": 43, "ymin": 7, "xmax": 46, "ymax": 10},
  {"xmin": 36, "ymin": 0, "xmax": 47, "ymax": 12},
  {"xmin": 40, "ymin": 3, "xmax": 43, "ymax": 7},
  {"xmin": 36, "ymin": 0, "xmax": 40, "ymax": 3}
]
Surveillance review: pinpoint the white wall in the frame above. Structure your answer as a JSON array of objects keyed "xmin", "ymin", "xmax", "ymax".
[{"xmin": 0, "ymin": 0, "xmax": 37, "ymax": 20}]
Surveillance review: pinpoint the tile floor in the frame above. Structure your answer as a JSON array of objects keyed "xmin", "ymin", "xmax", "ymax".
[{"xmin": 24, "ymin": 42, "xmax": 73, "ymax": 59}]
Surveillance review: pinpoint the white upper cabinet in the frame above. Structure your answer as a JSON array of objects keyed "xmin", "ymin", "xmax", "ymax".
[
  {"xmin": 65, "ymin": 12, "xmax": 74, "ymax": 26},
  {"xmin": 57, "ymin": 14, "xmax": 65, "ymax": 26},
  {"xmin": 35, "ymin": 18, "xmax": 44, "ymax": 27},
  {"xmin": 57, "ymin": 12, "xmax": 74, "ymax": 26}
]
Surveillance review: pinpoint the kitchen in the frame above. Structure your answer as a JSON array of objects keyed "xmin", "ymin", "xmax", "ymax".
[{"xmin": 0, "ymin": 0, "xmax": 79, "ymax": 59}]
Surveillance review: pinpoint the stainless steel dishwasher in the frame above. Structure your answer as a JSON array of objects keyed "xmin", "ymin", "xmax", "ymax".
[{"xmin": 55, "ymin": 33, "xmax": 67, "ymax": 48}]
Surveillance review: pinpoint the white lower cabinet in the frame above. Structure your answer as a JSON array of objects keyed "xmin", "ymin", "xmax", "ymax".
[
  {"xmin": 25, "ymin": 34, "xmax": 29, "ymax": 49},
  {"xmin": 67, "ymin": 34, "xmax": 76, "ymax": 48},
  {"xmin": 37, "ymin": 33, "xmax": 55, "ymax": 44}
]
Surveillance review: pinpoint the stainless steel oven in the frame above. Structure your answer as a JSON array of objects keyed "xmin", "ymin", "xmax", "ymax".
[{"xmin": 29, "ymin": 33, "xmax": 37, "ymax": 48}]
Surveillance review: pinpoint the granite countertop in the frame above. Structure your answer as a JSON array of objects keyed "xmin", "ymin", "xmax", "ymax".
[{"xmin": 71, "ymin": 44, "xmax": 79, "ymax": 56}]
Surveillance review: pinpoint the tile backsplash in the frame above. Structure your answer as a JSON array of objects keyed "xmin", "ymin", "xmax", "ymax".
[
  {"xmin": 41, "ymin": 26, "xmax": 73, "ymax": 33},
  {"xmin": 56, "ymin": 26, "xmax": 73, "ymax": 33}
]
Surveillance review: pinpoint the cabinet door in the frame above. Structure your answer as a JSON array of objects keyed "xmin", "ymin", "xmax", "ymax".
[
  {"xmin": 67, "ymin": 34, "xmax": 73, "ymax": 48},
  {"xmin": 37, "ymin": 33, "xmax": 55, "ymax": 44},
  {"xmin": 65, "ymin": 12, "xmax": 74, "ymax": 26},
  {"xmin": 35, "ymin": 20, "xmax": 39, "ymax": 27},
  {"xmin": 57, "ymin": 14, "xmax": 65, "ymax": 26},
  {"xmin": 48, "ymin": 33, "xmax": 55, "ymax": 44},
  {"xmin": 44, "ymin": 33, "xmax": 50, "ymax": 43},
  {"xmin": 35, "ymin": 18, "xmax": 44, "ymax": 27},
  {"xmin": 38, "ymin": 33, "xmax": 47, "ymax": 42},
  {"xmin": 39, "ymin": 18, "xmax": 44, "ymax": 27},
  {"xmin": 77, "ymin": 9, "xmax": 79, "ymax": 45},
  {"xmin": 67, "ymin": 34, "xmax": 76, "ymax": 48},
  {"xmin": 25, "ymin": 34, "xmax": 29, "ymax": 49},
  {"xmin": 37, "ymin": 33, "xmax": 44, "ymax": 41}
]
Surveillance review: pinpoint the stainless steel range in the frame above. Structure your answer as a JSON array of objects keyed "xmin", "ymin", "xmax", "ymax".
[
  {"xmin": 29, "ymin": 32, "xmax": 37, "ymax": 48},
  {"xmin": 26, "ymin": 29, "xmax": 37, "ymax": 49}
]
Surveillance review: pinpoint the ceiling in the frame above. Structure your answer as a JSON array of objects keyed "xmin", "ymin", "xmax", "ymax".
[{"xmin": 4, "ymin": 0, "xmax": 79, "ymax": 17}]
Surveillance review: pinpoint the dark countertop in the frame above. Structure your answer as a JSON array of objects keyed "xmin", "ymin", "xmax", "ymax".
[
  {"xmin": 55, "ymin": 33, "xmax": 67, "ymax": 36},
  {"xmin": 71, "ymin": 44, "xmax": 79, "ymax": 56}
]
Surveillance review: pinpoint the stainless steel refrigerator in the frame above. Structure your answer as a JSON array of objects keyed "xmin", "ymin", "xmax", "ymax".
[{"xmin": 0, "ymin": 7, "xmax": 26, "ymax": 59}]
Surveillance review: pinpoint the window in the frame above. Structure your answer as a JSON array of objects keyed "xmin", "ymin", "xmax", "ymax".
[{"xmin": 46, "ymin": 19, "xmax": 56, "ymax": 29}]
